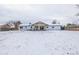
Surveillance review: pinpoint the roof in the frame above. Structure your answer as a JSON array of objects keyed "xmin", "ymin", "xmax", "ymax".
[
  {"xmin": 27, "ymin": 18, "xmax": 61, "ymax": 25},
  {"xmin": 20, "ymin": 20, "xmax": 61, "ymax": 26},
  {"xmin": 31, "ymin": 20, "xmax": 52, "ymax": 25},
  {"xmin": 19, "ymin": 24, "xmax": 31, "ymax": 26},
  {"xmin": 32, "ymin": 21, "xmax": 48, "ymax": 26},
  {"xmin": 49, "ymin": 24, "xmax": 62, "ymax": 26}
]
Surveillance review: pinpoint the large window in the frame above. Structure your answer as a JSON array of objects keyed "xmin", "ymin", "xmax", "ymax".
[{"xmin": 35, "ymin": 26, "xmax": 38, "ymax": 28}]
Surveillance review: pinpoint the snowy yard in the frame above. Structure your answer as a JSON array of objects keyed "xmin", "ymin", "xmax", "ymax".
[{"xmin": 0, "ymin": 30, "xmax": 79, "ymax": 55}]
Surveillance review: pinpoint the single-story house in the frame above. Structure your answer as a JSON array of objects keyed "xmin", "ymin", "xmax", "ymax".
[
  {"xmin": 0, "ymin": 24, "xmax": 15, "ymax": 31},
  {"xmin": 19, "ymin": 21, "xmax": 62, "ymax": 31},
  {"xmin": 0, "ymin": 21, "xmax": 21, "ymax": 31},
  {"xmin": 65, "ymin": 24, "xmax": 79, "ymax": 31},
  {"xmin": 31, "ymin": 21, "xmax": 48, "ymax": 31}
]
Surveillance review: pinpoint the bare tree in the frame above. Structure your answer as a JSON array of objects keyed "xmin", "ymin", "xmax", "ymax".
[
  {"xmin": 14, "ymin": 21, "xmax": 21, "ymax": 30},
  {"xmin": 6, "ymin": 20, "xmax": 21, "ymax": 30},
  {"xmin": 75, "ymin": 4, "xmax": 79, "ymax": 16}
]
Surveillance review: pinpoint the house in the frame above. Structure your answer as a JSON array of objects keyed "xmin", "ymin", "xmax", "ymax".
[
  {"xmin": 65, "ymin": 24, "xmax": 79, "ymax": 31},
  {"xmin": 0, "ymin": 21, "xmax": 21, "ymax": 31},
  {"xmin": 31, "ymin": 21, "xmax": 48, "ymax": 31},
  {"xmin": 19, "ymin": 21, "xmax": 62, "ymax": 31},
  {"xmin": 0, "ymin": 23, "xmax": 16, "ymax": 31}
]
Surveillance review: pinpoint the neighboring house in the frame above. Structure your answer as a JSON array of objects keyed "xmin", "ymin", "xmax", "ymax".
[
  {"xmin": 65, "ymin": 24, "xmax": 79, "ymax": 31},
  {"xmin": 19, "ymin": 21, "xmax": 62, "ymax": 31},
  {"xmin": 0, "ymin": 24, "xmax": 4, "ymax": 31},
  {"xmin": 0, "ymin": 23, "xmax": 16, "ymax": 31},
  {"xmin": 0, "ymin": 21, "xmax": 21, "ymax": 31}
]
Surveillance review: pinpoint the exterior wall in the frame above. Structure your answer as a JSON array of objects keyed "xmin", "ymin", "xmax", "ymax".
[
  {"xmin": 65, "ymin": 27, "xmax": 79, "ymax": 31},
  {"xmin": 47, "ymin": 25, "xmax": 61, "ymax": 30},
  {"xmin": 53, "ymin": 26, "xmax": 61, "ymax": 30},
  {"xmin": 20, "ymin": 25, "xmax": 32, "ymax": 31}
]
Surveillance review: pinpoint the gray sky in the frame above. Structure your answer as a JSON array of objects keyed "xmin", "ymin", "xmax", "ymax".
[{"xmin": 0, "ymin": 4, "xmax": 79, "ymax": 25}]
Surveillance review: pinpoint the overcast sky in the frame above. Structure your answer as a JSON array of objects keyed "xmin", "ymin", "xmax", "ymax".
[{"xmin": 0, "ymin": 4, "xmax": 79, "ymax": 25}]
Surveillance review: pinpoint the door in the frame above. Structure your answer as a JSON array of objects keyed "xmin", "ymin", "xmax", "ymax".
[{"xmin": 40, "ymin": 26, "xmax": 44, "ymax": 30}]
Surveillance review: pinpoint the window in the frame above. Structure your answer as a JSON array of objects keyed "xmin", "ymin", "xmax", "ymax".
[
  {"xmin": 31, "ymin": 26, "xmax": 32, "ymax": 28},
  {"xmin": 52, "ymin": 26, "xmax": 54, "ymax": 28},
  {"xmin": 35, "ymin": 26, "xmax": 38, "ymax": 28},
  {"xmin": 20, "ymin": 26, "xmax": 23, "ymax": 29},
  {"xmin": 25, "ymin": 26, "xmax": 27, "ymax": 28}
]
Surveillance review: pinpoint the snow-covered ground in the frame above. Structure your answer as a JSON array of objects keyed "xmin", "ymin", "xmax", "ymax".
[{"xmin": 0, "ymin": 30, "xmax": 79, "ymax": 55}]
